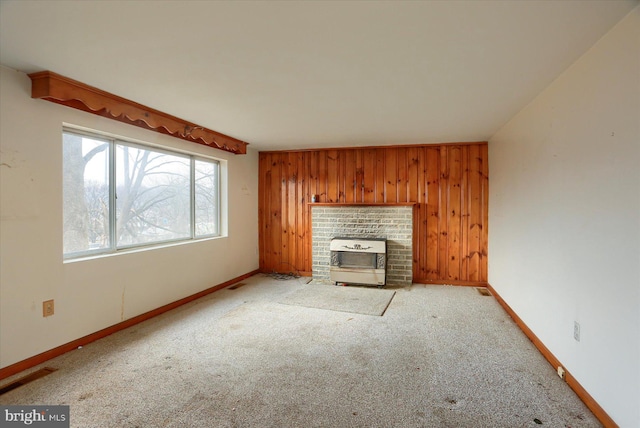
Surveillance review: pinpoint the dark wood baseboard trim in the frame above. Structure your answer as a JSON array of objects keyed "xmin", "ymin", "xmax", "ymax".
[
  {"xmin": 413, "ymin": 279, "xmax": 489, "ymax": 287},
  {"xmin": 487, "ymin": 284, "xmax": 618, "ymax": 428},
  {"xmin": 0, "ymin": 270, "xmax": 260, "ymax": 381},
  {"xmin": 259, "ymin": 273, "xmax": 484, "ymax": 285}
]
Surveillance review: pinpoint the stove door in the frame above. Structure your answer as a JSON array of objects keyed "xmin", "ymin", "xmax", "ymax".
[{"xmin": 337, "ymin": 251, "xmax": 377, "ymax": 269}]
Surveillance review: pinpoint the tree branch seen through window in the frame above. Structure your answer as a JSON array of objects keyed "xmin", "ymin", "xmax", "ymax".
[{"xmin": 63, "ymin": 130, "xmax": 220, "ymax": 258}]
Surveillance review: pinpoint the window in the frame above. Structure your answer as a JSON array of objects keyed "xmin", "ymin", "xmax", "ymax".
[{"xmin": 63, "ymin": 129, "xmax": 221, "ymax": 258}]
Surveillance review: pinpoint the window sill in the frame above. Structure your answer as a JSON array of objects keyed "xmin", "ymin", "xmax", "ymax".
[{"xmin": 63, "ymin": 235, "xmax": 227, "ymax": 264}]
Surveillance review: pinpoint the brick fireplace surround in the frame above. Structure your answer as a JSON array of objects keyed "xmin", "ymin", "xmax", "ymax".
[{"xmin": 311, "ymin": 205, "xmax": 413, "ymax": 286}]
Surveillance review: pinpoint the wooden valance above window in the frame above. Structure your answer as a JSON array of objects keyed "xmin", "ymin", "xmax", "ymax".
[{"xmin": 28, "ymin": 71, "xmax": 248, "ymax": 155}]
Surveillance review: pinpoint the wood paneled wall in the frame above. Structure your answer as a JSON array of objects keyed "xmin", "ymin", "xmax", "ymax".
[{"xmin": 258, "ymin": 143, "xmax": 489, "ymax": 285}]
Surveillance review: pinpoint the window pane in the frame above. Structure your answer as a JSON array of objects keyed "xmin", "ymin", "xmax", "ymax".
[
  {"xmin": 63, "ymin": 132, "xmax": 110, "ymax": 255},
  {"xmin": 115, "ymin": 145, "xmax": 191, "ymax": 246},
  {"xmin": 195, "ymin": 159, "xmax": 219, "ymax": 237}
]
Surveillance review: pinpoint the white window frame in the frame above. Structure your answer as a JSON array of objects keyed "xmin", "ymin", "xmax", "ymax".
[{"xmin": 63, "ymin": 127, "xmax": 223, "ymax": 260}]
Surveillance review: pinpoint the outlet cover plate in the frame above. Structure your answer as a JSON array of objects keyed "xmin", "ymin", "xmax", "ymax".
[
  {"xmin": 557, "ymin": 366, "xmax": 566, "ymax": 379},
  {"xmin": 43, "ymin": 299, "xmax": 54, "ymax": 317}
]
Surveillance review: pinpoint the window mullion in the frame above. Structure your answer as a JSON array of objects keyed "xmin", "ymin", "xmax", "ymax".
[
  {"xmin": 109, "ymin": 141, "xmax": 117, "ymax": 250},
  {"xmin": 190, "ymin": 157, "xmax": 196, "ymax": 239},
  {"xmin": 215, "ymin": 162, "xmax": 220, "ymax": 236}
]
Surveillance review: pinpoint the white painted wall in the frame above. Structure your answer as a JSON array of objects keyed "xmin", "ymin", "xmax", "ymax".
[
  {"xmin": 489, "ymin": 7, "xmax": 639, "ymax": 427},
  {"xmin": 0, "ymin": 67, "xmax": 259, "ymax": 369}
]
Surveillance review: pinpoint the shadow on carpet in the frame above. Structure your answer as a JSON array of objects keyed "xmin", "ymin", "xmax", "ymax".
[{"xmin": 279, "ymin": 284, "xmax": 395, "ymax": 316}]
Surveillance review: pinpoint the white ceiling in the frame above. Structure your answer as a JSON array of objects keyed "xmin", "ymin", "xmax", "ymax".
[{"xmin": 0, "ymin": 1, "xmax": 636, "ymax": 151}]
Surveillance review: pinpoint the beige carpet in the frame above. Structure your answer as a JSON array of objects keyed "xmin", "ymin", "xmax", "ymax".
[
  {"xmin": 279, "ymin": 284, "xmax": 395, "ymax": 316},
  {"xmin": 0, "ymin": 274, "xmax": 601, "ymax": 427}
]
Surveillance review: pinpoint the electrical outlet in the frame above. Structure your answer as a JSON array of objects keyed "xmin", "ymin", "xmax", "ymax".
[
  {"xmin": 557, "ymin": 366, "xmax": 566, "ymax": 379},
  {"xmin": 573, "ymin": 321, "xmax": 580, "ymax": 342},
  {"xmin": 43, "ymin": 299, "xmax": 54, "ymax": 317}
]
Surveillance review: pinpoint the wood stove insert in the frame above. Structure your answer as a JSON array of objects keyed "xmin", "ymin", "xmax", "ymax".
[{"xmin": 329, "ymin": 237, "xmax": 387, "ymax": 287}]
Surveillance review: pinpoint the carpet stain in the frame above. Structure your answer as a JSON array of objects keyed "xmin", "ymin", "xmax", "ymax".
[{"xmin": 78, "ymin": 392, "xmax": 93, "ymax": 401}]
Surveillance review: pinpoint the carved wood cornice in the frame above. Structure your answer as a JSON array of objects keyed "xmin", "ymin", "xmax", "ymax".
[{"xmin": 28, "ymin": 71, "xmax": 247, "ymax": 155}]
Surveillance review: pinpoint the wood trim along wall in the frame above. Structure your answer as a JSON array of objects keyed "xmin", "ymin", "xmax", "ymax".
[
  {"xmin": 28, "ymin": 71, "xmax": 248, "ymax": 155},
  {"xmin": 416, "ymin": 279, "xmax": 488, "ymax": 287},
  {"xmin": 309, "ymin": 203, "xmax": 416, "ymax": 207},
  {"xmin": 259, "ymin": 141, "xmax": 489, "ymax": 154},
  {"xmin": 258, "ymin": 143, "xmax": 489, "ymax": 285},
  {"xmin": 0, "ymin": 270, "xmax": 260, "ymax": 382},
  {"xmin": 486, "ymin": 284, "xmax": 618, "ymax": 428}
]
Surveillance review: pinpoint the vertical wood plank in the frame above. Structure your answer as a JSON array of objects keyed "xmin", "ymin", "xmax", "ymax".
[
  {"xmin": 262, "ymin": 152, "xmax": 273, "ymax": 271},
  {"xmin": 258, "ymin": 153, "xmax": 268, "ymax": 270},
  {"xmin": 397, "ymin": 149, "xmax": 408, "ymax": 203},
  {"xmin": 295, "ymin": 152, "xmax": 307, "ymax": 272},
  {"xmin": 375, "ymin": 149, "xmax": 386, "ymax": 203},
  {"xmin": 287, "ymin": 152, "xmax": 298, "ymax": 272},
  {"xmin": 326, "ymin": 150, "xmax": 338, "ymax": 203},
  {"xmin": 480, "ymin": 143, "xmax": 489, "ymax": 282},
  {"xmin": 338, "ymin": 149, "xmax": 347, "ymax": 203},
  {"xmin": 270, "ymin": 153, "xmax": 283, "ymax": 271},
  {"xmin": 282, "ymin": 152, "xmax": 289, "ymax": 273},
  {"xmin": 306, "ymin": 152, "xmax": 314, "ymax": 272},
  {"xmin": 318, "ymin": 151, "xmax": 328, "ymax": 203},
  {"xmin": 279, "ymin": 152, "xmax": 288, "ymax": 270},
  {"xmin": 290, "ymin": 152, "xmax": 299, "ymax": 271},
  {"xmin": 416, "ymin": 149, "xmax": 428, "ymax": 278},
  {"xmin": 460, "ymin": 146, "xmax": 470, "ymax": 281},
  {"xmin": 308, "ymin": 150, "xmax": 319, "ymax": 271},
  {"xmin": 309, "ymin": 151, "xmax": 319, "ymax": 205},
  {"xmin": 425, "ymin": 147, "xmax": 440, "ymax": 280},
  {"xmin": 355, "ymin": 150, "xmax": 364, "ymax": 203},
  {"xmin": 407, "ymin": 147, "xmax": 420, "ymax": 277},
  {"xmin": 279, "ymin": 153, "xmax": 293, "ymax": 271},
  {"xmin": 363, "ymin": 149, "xmax": 376, "ymax": 203},
  {"xmin": 344, "ymin": 150, "xmax": 356, "ymax": 203},
  {"xmin": 438, "ymin": 148, "xmax": 449, "ymax": 281},
  {"xmin": 384, "ymin": 148, "xmax": 398, "ymax": 203},
  {"xmin": 447, "ymin": 146, "xmax": 462, "ymax": 281},
  {"xmin": 407, "ymin": 147, "xmax": 419, "ymax": 203},
  {"xmin": 467, "ymin": 144, "xmax": 482, "ymax": 281}
]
